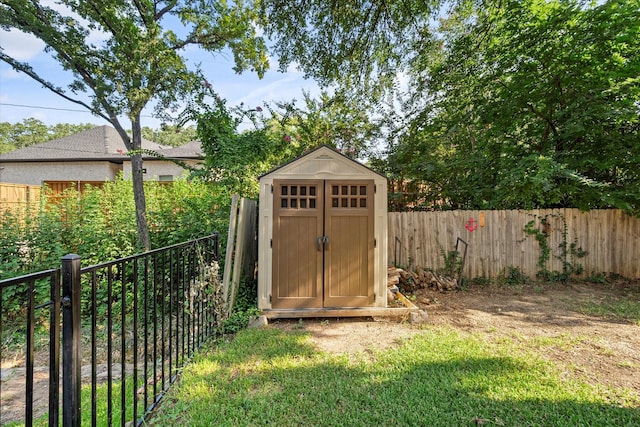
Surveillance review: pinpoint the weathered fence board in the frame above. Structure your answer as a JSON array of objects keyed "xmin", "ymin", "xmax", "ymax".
[
  {"xmin": 223, "ymin": 196, "xmax": 258, "ymax": 315},
  {"xmin": 388, "ymin": 209, "xmax": 640, "ymax": 279}
]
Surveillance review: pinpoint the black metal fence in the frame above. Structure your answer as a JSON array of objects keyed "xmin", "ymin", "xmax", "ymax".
[{"xmin": 0, "ymin": 233, "xmax": 220, "ymax": 426}]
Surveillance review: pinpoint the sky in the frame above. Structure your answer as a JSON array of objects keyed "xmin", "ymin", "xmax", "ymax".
[{"xmin": 0, "ymin": 20, "xmax": 320, "ymax": 130}]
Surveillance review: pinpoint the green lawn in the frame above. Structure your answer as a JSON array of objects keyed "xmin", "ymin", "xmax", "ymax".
[
  {"xmin": 148, "ymin": 327, "xmax": 640, "ymax": 426},
  {"xmin": 577, "ymin": 295, "xmax": 640, "ymax": 325}
]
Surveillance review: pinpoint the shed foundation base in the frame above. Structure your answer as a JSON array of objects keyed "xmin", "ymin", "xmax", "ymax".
[{"xmin": 261, "ymin": 307, "xmax": 418, "ymax": 319}]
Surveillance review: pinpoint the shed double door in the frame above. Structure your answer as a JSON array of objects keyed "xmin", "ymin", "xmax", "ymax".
[{"xmin": 272, "ymin": 179, "xmax": 374, "ymax": 308}]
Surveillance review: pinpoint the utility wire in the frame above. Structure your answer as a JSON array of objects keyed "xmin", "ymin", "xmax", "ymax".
[
  {"xmin": 0, "ymin": 102, "xmax": 155, "ymax": 118},
  {"xmin": 0, "ymin": 102, "xmax": 258, "ymax": 126}
]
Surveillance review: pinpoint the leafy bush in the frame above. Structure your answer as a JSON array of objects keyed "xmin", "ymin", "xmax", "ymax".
[
  {"xmin": 0, "ymin": 177, "xmax": 232, "ymax": 319},
  {"xmin": 499, "ymin": 266, "xmax": 531, "ymax": 286},
  {"xmin": 146, "ymin": 179, "xmax": 231, "ymax": 248},
  {"xmin": 222, "ymin": 307, "xmax": 261, "ymax": 334},
  {"xmin": 222, "ymin": 278, "xmax": 259, "ymax": 334},
  {"xmin": 585, "ymin": 273, "xmax": 609, "ymax": 285},
  {"xmin": 0, "ymin": 208, "xmax": 27, "ymax": 278}
]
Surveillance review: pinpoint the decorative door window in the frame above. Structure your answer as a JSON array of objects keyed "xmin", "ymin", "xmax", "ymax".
[
  {"xmin": 331, "ymin": 184, "xmax": 367, "ymax": 208},
  {"xmin": 279, "ymin": 184, "xmax": 318, "ymax": 209}
]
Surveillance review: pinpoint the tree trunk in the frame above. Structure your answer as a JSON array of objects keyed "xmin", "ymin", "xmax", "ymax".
[
  {"xmin": 109, "ymin": 115, "xmax": 151, "ymax": 251},
  {"xmin": 130, "ymin": 117, "xmax": 150, "ymax": 251}
]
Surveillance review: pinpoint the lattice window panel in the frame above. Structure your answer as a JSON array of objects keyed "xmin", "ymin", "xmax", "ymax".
[
  {"xmin": 331, "ymin": 185, "xmax": 367, "ymax": 208},
  {"xmin": 280, "ymin": 184, "xmax": 318, "ymax": 209}
]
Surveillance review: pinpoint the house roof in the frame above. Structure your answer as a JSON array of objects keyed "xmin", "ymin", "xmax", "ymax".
[
  {"xmin": 156, "ymin": 140, "xmax": 204, "ymax": 159},
  {"xmin": 0, "ymin": 125, "xmax": 170, "ymax": 162}
]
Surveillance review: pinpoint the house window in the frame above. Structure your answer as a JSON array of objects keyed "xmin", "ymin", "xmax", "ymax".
[{"xmin": 158, "ymin": 175, "xmax": 173, "ymax": 182}]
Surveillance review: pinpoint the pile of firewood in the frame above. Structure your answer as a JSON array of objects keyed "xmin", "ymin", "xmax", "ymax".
[{"xmin": 388, "ymin": 266, "xmax": 458, "ymax": 293}]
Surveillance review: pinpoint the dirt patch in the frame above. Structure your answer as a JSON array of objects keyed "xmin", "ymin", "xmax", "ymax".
[
  {"xmin": 418, "ymin": 281, "xmax": 640, "ymax": 393},
  {"xmin": 271, "ymin": 280, "xmax": 640, "ymax": 395},
  {"xmin": 270, "ymin": 317, "xmax": 422, "ymax": 355}
]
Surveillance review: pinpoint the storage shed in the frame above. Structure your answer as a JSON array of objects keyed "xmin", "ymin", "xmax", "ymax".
[{"xmin": 258, "ymin": 145, "xmax": 388, "ymax": 314}]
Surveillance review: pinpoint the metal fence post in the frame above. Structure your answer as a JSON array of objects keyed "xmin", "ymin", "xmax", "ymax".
[{"xmin": 62, "ymin": 254, "xmax": 81, "ymax": 427}]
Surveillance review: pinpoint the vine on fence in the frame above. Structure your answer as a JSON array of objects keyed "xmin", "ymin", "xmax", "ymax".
[
  {"xmin": 437, "ymin": 245, "xmax": 461, "ymax": 277},
  {"xmin": 523, "ymin": 213, "xmax": 588, "ymax": 282}
]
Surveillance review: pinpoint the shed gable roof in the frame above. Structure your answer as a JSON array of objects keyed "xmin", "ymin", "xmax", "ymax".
[{"xmin": 259, "ymin": 145, "xmax": 386, "ymax": 181}]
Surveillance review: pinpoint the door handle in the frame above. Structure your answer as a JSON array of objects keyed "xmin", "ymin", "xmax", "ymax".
[{"xmin": 317, "ymin": 236, "xmax": 330, "ymax": 251}]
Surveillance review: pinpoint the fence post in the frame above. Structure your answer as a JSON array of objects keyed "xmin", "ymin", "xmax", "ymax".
[{"xmin": 62, "ymin": 254, "xmax": 81, "ymax": 427}]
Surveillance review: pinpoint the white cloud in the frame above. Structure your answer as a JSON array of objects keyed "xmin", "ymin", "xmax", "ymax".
[
  {"xmin": 396, "ymin": 71, "xmax": 410, "ymax": 91},
  {"xmin": 233, "ymin": 79, "xmax": 296, "ymax": 106},
  {"xmin": 86, "ymin": 28, "xmax": 110, "ymax": 46},
  {"xmin": 0, "ymin": 30, "xmax": 45, "ymax": 61},
  {"xmin": 0, "ymin": 0, "xmax": 106, "ymax": 62},
  {"xmin": 231, "ymin": 73, "xmax": 319, "ymax": 108},
  {"xmin": 266, "ymin": 55, "xmax": 279, "ymax": 69}
]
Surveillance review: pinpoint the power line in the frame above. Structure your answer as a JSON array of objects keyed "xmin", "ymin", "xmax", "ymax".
[
  {"xmin": 1, "ymin": 102, "xmax": 257, "ymax": 126},
  {"xmin": 0, "ymin": 102, "xmax": 155, "ymax": 118},
  {"xmin": 1, "ymin": 102, "xmax": 91, "ymax": 113}
]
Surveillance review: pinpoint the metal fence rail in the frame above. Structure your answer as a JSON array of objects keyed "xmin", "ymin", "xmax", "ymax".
[
  {"xmin": 0, "ymin": 232, "xmax": 220, "ymax": 426},
  {"xmin": 0, "ymin": 268, "xmax": 61, "ymax": 426}
]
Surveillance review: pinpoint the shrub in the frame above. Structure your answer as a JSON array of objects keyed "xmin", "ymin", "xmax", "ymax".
[
  {"xmin": 222, "ymin": 277, "xmax": 259, "ymax": 334},
  {"xmin": 0, "ymin": 177, "xmax": 232, "ymax": 318}
]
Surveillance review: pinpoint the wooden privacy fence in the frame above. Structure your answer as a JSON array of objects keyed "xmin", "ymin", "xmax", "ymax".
[
  {"xmin": 0, "ymin": 182, "xmax": 41, "ymax": 213},
  {"xmin": 388, "ymin": 209, "xmax": 640, "ymax": 279}
]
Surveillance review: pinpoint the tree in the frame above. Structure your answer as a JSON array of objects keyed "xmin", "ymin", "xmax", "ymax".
[
  {"xmin": 185, "ymin": 87, "xmax": 384, "ymax": 198},
  {"xmin": 0, "ymin": 118, "xmax": 94, "ymax": 153},
  {"xmin": 1, "ymin": 0, "xmax": 268, "ymax": 249},
  {"xmin": 272, "ymin": 91, "xmax": 382, "ymax": 159},
  {"xmin": 141, "ymin": 124, "xmax": 197, "ymax": 147},
  {"xmin": 260, "ymin": 0, "xmax": 440, "ymax": 99},
  {"xmin": 391, "ymin": 0, "xmax": 640, "ymax": 212},
  {"xmin": 185, "ymin": 92, "xmax": 284, "ymax": 197},
  {"xmin": 261, "ymin": 0, "xmax": 639, "ymax": 213}
]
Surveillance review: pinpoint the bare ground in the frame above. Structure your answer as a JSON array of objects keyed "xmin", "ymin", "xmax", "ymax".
[{"xmin": 271, "ymin": 280, "xmax": 640, "ymax": 398}]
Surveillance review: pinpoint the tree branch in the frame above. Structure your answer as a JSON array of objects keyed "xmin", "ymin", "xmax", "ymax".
[
  {"xmin": 86, "ymin": 1, "xmax": 120, "ymax": 37},
  {"xmin": 171, "ymin": 31, "xmax": 226, "ymax": 51},
  {"xmin": 132, "ymin": 0, "xmax": 152, "ymax": 26},
  {"xmin": 0, "ymin": 53, "xmax": 111, "ymax": 123},
  {"xmin": 154, "ymin": 0, "xmax": 178, "ymax": 21}
]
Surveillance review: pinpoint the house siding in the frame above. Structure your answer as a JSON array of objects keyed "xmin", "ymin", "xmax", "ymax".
[
  {"xmin": 122, "ymin": 160, "xmax": 202, "ymax": 181},
  {"xmin": 0, "ymin": 161, "xmax": 121, "ymax": 185}
]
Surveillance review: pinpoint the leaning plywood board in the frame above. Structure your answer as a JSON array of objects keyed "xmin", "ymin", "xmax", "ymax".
[
  {"xmin": 227, "ymin": 198, "xmax": 256, "ymax": 316},
  {"xmin": 242, "ymin": 200, "xmax": 258, "ymax": 280},
  {"xmin": 222, "ymin": 194, "xmax": 239, "ymax": 305}
]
